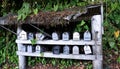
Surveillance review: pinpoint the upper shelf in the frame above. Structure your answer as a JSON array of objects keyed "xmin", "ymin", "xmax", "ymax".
[{"xmin": 16, "ymin": 39, "xmax": 95, "ymax": 45}]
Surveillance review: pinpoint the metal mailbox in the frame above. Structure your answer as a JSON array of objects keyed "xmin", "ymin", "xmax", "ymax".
[
  {"xmin": 63, "ymin": 45, "xmax": 70, "ymax": 54},
  {"xmin": 36, "ymin": 33, "xmax": 45, "ymax": 40},
  {"xmin": 62, "ymin": 32, "xmax": 69, "ymax": 40},
  {"xmin": 84, "ymin": 45, "xmax": 92, "ymax": 54},
  {"xmin": 72, "ymin": 46, "xmax": 79, "ymax": 54},
  {"xmin": 52, "ymin": 32, "xmax": 59, "ymax": 40},
  {"xmin": 73, "ymin": 32, "xmax": 80, "ymax": 40},
  {"xmin": 19, "ymin": 30, "xmax": 27, "ymax": 40},
  {"xmin": 84, "ymin": 30, "xmax": 91, "ymax": 41},
  {"xmin": 21, "ymin": 45, "xmax": 26, "ymax": 52},
  {"xmin": 35, "ymin": 45, "xmax": 41, "ymax": 53},
  {"xmin": 27, "ymin": 33, "xmax": 34, "ymax": 40},
  {"xmin": 27, "ymin": 45, "xmax": 33, "ymax": 53},
  {"xmin": 52, "ymin": 46, "xmax": 60, "ymax": 54}
]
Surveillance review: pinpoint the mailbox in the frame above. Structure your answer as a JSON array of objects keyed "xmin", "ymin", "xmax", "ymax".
[
  {"xmin": 35, "ymin": 45, "xmax": 41, "ymax": 53},
  {"xmin": 20, "ymin": 45, "xmax": 26, "ymax": 52},
  {"xmin": 52, "ymin": 32, "xmax": 59, "ymax": 40},
  {"xmin": 36, "ymin": 33, "xmax": 45, "ymax": 40},
  {"xmin": 19, "ymin": 30, "xmax": 27, "ymax": 40},
  {"xmin": 84, "ymin": 30, "xmax": 91, "ymax": 41},
  {"xmin": 27, "ymin": 45, "xmax": 33, "ymax": 53},
  {"xmin": 52, "ymin": 46, "xmax": 60, "ymax": 54},
  {"xmin": 72, "ymin": 46, "xmax": 79, "ymax": 54},
  {"xmin": 84, "ymin": 45, "xmax": 92, "ymax": 54},
  {"xmin": 27, "ymin": 33, "xmax": 34, "ymax": 40},
  {"xmin": 62, "ymin": 32, "xmax": 69, "ymax": 40},
  {"xmin": 73, "ymin": 32, "xmax": 80, "ymax": 40},
  {"xmin": 63, "ymin": 45, "xmax": 70, "ymax": 54}
]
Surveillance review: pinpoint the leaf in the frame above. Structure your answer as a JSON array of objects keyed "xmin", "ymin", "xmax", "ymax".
[
  {"xmin": 40, "ymin": 52, "xmax": 44, "ymax": 57},
  {"xmin": 31, "ymin": 39, "xmax": 37, "ymax": 45},
  {"xmin": 84, "ymin": 25, "xmax": 89, "ymax": 30},
  {"xmin": 53, "ymin": 4, "xmax": 59, "ymax": 11},
  {"xmin": 33, "ymin": 8, "xmax": 38, "ymax": 15},
  {"xmin": 109, "ymin": 42, "xmax": 115, "ymax": 49},
  {"xmin": 80, "ymin": 20, "xmax": 85, "ymax": 26},
  {"xmin": 117, "ymin": 56, "xmax": 120, "ymax": 63}
]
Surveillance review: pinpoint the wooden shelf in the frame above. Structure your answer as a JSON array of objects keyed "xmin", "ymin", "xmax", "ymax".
[
  {"xmin": 16, "ymin": 51, "xmax": 97, "ymax": 60},
  {"xmin": 16, "ymin": 39, "xmax": 95, "ymax": 45}
]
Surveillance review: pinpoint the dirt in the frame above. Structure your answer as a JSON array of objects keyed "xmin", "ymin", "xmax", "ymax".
[{"xmin": 27, "ymin": 63, "xmax": 85, "ymax": 69}]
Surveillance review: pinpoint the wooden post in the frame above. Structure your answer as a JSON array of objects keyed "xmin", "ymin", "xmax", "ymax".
[
  {"xmin": 91, "ymin": 15, "xmax": 103, "ymax": 69},
  {"xmin": 17, "ymin": 24, "xmax": 26, "ymax": 69}
]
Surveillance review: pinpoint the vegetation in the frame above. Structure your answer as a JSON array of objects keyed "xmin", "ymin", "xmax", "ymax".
[{"xmin": 0, "ymin": 0, "xmax": 120, "ymax": 69}]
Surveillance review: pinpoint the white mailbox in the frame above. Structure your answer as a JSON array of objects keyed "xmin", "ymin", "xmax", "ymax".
[
  {"xmin": 27, "ymin": 33, "xmax": 34, "ymax": 40},
  {"xmin": 62, "ymin": 32, "xmax": 69, "ymax": 40},
  {"xmin": 84, "ymin": 45, "xmax": 92, "ymax": 54},
  {"xmin": 72, "ymin": 46, "xmax": 79, "ymax": 54},
  {"xmin": 36, "ymin": 33, "xmax": 45, "ymax": 40},
  {"xmin": 27, "ymin": 45, "xmax": 33, "ymax": 53},
  {"xmin": 35, "ymin": 45, "xmax": 41, "ymax": 53},
  {"xmin": 63, "ymin": 45, "xmax": 70, "ymax": 54},
  {"xmin": 20, "ymin": 45, "xmax": 26, "ymax": 52},
  {"xmin": 19, "ymin": 30, "xmax": 27, "ymax": 40},
  {"xmin": 73, "ymin": 32, "xmax": 80, "ymax": 40},
  {"xmin": 52, "ymin": 32, "xmax": 59, "ymax": 40},
  {"xmin": 84, "ymin": 30, "xmax": 91, "ymax": 41}
]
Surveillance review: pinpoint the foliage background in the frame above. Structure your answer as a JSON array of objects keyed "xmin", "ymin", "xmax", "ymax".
[{"xmin": 0, "ymin": 0, "xmax": 120, "ymax": 68}]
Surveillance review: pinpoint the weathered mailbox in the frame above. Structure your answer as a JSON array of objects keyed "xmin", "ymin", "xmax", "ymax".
[
  {"xmin": 62, "ymin": 32, "xmax": 69, "ymax": 40},
  {"xmin": 35, "ymin": 45, "xmax": 41, "ymax": 53},
  {"xmin": 72, "ymin": 46, "xmax": 79, "ymax": 54},
  {"xmin": 19, "ymin": 30, "xmax": 27, "ymax": 40},
  {"xmin": 21, "ymin": 45, "xmax": 26, "ymax": 52},
  {"xmin": 52, "ymin": 46, "xmax": 60, "ymax": 54},
  {"xmin": 27, "ymin": 33, "xmax": 34, "ymax": 40},
  {"xmin": 52, "ymin": 32, "xmax": 59, "ymax": 40},
  {"xmin": 27, "ymin": 45, "xmax": 33, "ymax": 53},
  {"xmin": 84, "ymin": 45, "xmax": 92, "ymax": 54},
  {"xmin": 73, "ymin": 32, "xmax": 80, "ymax": 40},
  {"xmin": 36, "ymin": 33, "xmax": 45, "ymax": 40},
  {"xmin": 84, "ymin": 30, "xmax": 91, "ymax": 41},
  {"xmin": 63, "ymin": 45, "xmax": 70, "ymax": 54}
]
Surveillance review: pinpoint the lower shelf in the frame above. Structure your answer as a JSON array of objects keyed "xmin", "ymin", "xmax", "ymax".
[{"xmin": 16, "ymin": 51, "xmax": 98, "ymax": 60}]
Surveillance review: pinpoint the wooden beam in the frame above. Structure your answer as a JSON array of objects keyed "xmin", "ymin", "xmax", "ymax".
[
  {"xmin": 16, "ymin": 40, "xmax": 95, "ymax": 45},
  {"xmin": 16, "ymin": 51, "xmax": 101, "ymax": 60}
]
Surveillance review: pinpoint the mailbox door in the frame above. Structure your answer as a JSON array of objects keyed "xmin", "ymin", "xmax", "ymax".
[
  {"xmin": 53, "ymin": 46, "xmax": 60, "ymax": 54},
  {"xmin": 63, "ymin": 45, "xmax": 70, "ymax": 54},
  {"xmin": 73, "ymin": 32, "xmax": 80, "ymax": 40},
  {"xmin": 27, "ymin": 45, "xmax": 33, "ymax": 53},
  {"xmin": 52, "ymin": 32, "xmax": 59, "ymax": 40},
  {"xmin": 84, "ymin": 31, "xmax": 91, "ymax": 41},
  {"xmin": 62, "ymin": 32, "xmax": 69, "ymax": 40},
  {"xmin": 28, "ymin": 33, "xmax": 34, "ymax": 40},
  {"xmin": 72, "ymin": 46, "xmax": 79, "ymax": 54},
  {"xmin": 36, "ymin": 45, "xmax": 41, "ymax": 53}
]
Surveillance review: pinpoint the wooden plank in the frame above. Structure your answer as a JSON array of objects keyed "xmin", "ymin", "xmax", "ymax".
[
  {"xmin": 17, "ymin": 25, "xmax": 26, "ymax": 69},
  {"xmin": 16, "ymin": 51, "xmax": 96, "ymax": 60},
  {"xmin": 16, "ymin": 40, "xmax": 95, "ymax": 45}
]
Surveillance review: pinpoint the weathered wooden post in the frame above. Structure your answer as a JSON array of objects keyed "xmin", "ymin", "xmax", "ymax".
[
  {"xmin": 17, "ymin": 24, "xmax": 26, "ymax": 69},
  {"xmin": 91, "ymin": 15, "xmax": 103, "ymax": 69}
]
